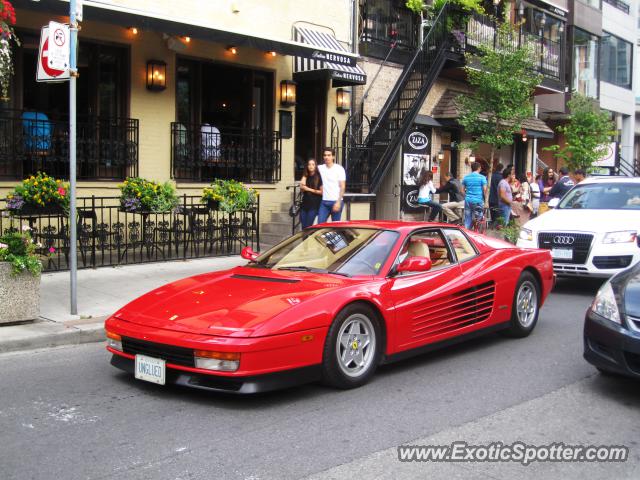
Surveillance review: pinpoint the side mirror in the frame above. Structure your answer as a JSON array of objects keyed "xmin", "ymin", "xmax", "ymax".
[
  {"xmin": 548, "ymin": 198, "xmax": 560, "ymax": 208},
  {"xmin": 396, "ymin": 256, "xmax": 432, "ymax": 274},
  {"xmin": 241, "ymin": 246, "xmax": 258, "ymax": 261}
]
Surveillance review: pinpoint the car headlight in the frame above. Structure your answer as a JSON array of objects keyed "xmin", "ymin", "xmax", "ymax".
[
  {"xmin": 602, "ymin": 231, "xmax": 637, "ymax": 244},
  {"xmin": 106, "ymin": 330, "xmax": 123, "ymax": 351},
  {"xmin": 519, "ymin": 228, "xmax": 533, "ymax": 242},
  {"xmin": 194, "ymin": 350, "xmax": 240, "ymax": 372},
  {"xmin": 591, "ymin": 281, "xmax": 620, "ymax": 324}
]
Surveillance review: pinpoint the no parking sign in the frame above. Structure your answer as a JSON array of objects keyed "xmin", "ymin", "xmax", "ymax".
[{"xmin": 36, "ymin": 23, "xmax": 70, "ymax": 82}]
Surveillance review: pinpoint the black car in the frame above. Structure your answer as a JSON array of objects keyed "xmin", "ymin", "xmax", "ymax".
[{"xmin": 584, "ymin": 261, "xmax": 640, "ymax": 379}]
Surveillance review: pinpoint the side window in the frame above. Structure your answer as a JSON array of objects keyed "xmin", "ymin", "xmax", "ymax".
[
  {"xmin": 443, "ymin": 229, "xmax": 477, "ymax": 262},
  {"xmin": 397, "ymin": 230, "xmax": 453, "ymax": 272}
]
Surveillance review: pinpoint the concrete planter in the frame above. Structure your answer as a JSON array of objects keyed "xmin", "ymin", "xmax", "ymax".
[{"xmin": 0, "ymin": 263, "xmax": 40, "ymax": 324}]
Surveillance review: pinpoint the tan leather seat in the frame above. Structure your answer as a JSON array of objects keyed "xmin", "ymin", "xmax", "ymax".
[{"xmin": 407, "ymin": 240, "xmax": 430, "ymax": 258}]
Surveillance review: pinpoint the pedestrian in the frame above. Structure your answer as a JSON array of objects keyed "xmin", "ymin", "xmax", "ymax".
[
  {"xmin": 528, "ymin": 171, "xmax": 541, "ymax": 217},
  {"xmin": 462, "ymin": 161, "xmax": 488, "ymax": 229},
  {"xmin": 417, "ymin": 169, "xmax": 443, "ymax": 221},
  {"xmin": 538, "ymin": 167, "xmax": 556, "ymax": 215},
  {"xmin": 488, "ymin": 162, "xmax": 504, "ymax": 227},
  {"xmin": 299, "ymin": 159, "xmax": 323, "ymax": 229},
  {"xmin": 436, "ymin": 171, "xmax": 465, "ymax": 224},
  {"xmin": 511, "ymin": 173, "xmax": 531, "ymax": 226},
  {"xmin": 547, "ymin": 166, "xmax": 574, "ymax": 201},
  {"xmin": 573, "ymin": 168, "xmax": 586, "ymax": 184},
  {"xmin": 317, "ymin": 148, "xmax": 346, "ymax": 223},
  {"xmin": 497, "ymin": 166, "xmax": 514, "ymax": 227}
]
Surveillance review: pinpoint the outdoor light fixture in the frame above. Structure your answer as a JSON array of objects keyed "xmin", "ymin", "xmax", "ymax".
[
  {"xmin": 336, "ymin": 88, "xmax": 351, "ymax": 113},
  {"xmin": 521, "ymin": 128, "xmax": 528, "ymax": 142},
  {"xmin": 280, "ymin": 80, "xmax": 297, "ymax": 107},
  {"xmin": 468, "ymin": 153, "xmax": 476, "ymax": 164},
  {"xmin": 228, "ymin": 45, "xmax": 238, "ymax": 55},
  {"xmin": 268, "ymin": 51, "xmax": 277, "ymax": 57},
  {"xmin": 437, "ymin": 150, "xmax": 444, "ymax": 161},
  {"xmin": 146, "ymin": 60, "xmax": 167, "ymax": 91},
  {"xmin": 129, "ymin": 26, "xmax": 139, "ymax": 35},
  {"xmin": 183, "ymin": 36, "xmax": 191, "ymax": 43}
]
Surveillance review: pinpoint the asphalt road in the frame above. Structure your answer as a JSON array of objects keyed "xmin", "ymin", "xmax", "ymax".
[{"xmin": 1, "ymin": 277, "xmax": 638, "ymax": 480}]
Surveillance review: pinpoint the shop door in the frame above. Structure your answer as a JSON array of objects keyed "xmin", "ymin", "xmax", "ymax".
[{"xmin": 294, "ymin": 80, "xmax": 326, "ymax": 179}]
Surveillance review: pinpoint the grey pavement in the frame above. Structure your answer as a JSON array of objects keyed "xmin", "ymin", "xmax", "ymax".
[
  {"xmin": 2, "ymin": 277, "xmax": 637, "ymax": 480},
  {"xmin": 0, "ymin": 256, "xmax": 245, "ymax": 353}
]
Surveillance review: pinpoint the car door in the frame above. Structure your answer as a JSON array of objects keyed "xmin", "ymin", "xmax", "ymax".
[
  {"xmin": 387, "ymin": 228, "xmax": 469, "ymax": 352},
  {"xmin": 443, "ymin": 228, "xmax": 511, "ymax": 327}
]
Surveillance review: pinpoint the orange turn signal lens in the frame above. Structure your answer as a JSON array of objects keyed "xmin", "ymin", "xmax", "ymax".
[
  {"xmin": 194, "ymin": 350, "xmax": 240, "ymax": 361},
  {"xmin": 106, "ymin": 331, "xmax": 121, "ymax": 341}
]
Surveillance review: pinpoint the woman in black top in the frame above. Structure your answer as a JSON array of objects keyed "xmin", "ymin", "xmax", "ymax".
[{"xmin": 299, "ymin": 159, "xmax": 323, "ymax": 228}]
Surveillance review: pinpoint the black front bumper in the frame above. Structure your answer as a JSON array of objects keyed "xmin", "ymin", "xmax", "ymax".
[
  {"xmin": 110, "ymin": 354, "xmax": 322, "ymax": 394},
  {"xmin": 583, "ymin": 309, "xmax": 640, "ymax": 379}
]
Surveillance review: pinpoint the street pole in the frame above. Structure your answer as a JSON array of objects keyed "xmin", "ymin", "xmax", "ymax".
[{"xmin": 69, "ymin": 0, "xmax": 78, "ymax": 315}]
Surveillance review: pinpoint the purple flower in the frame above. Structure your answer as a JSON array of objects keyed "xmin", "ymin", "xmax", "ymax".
[
  {"xmin": 451, "ymin": 29, "xmax": 466, "ymax": 47},
  {"xmin": 122, "ymin": 197, "xmax": 142, "ymax": 212},
  {"xmin": 6, "ymin": 194, "xmax": 25, "ymax": 211}
]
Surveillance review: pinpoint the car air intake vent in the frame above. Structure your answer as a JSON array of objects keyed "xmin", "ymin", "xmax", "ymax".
[
  {"xmin": 538, "ymin": 232, "xmax": 594, "ymax": 264},
  {"xmin": 122, "ymin": 337, "xmax": 195, "ymax": 367},
  {"xmin": 592, "ymin": 256, "xmax": 633, "ymax": 270},
  {"xmin": 411, "ymin": 281, "xmax": 495, "ymax": 340},
  {"xmin": 231, "ymin": 274, "xmax": 300, "ymax": 283}
]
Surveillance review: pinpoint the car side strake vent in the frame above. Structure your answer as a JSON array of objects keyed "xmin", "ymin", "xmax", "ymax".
[
  {"xmin": 231, "ymin": 274, "xmax": 300, "ymax": 284},
  {"xmin": 411, "ymin": 281, "xmax": 496, "ymax": 340}
]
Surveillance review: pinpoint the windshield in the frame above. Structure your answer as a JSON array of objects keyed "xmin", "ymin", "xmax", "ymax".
[
  {"xmin": 557, "ymin": 183, "xmax": 640, "ymax": 210},
  {"xmin": 251, "ymin": 227, "xmax": 399, "ymax": 276}
]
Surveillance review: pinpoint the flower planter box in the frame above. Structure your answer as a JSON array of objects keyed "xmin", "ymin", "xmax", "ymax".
[
  {"xmin": 206, "ymin": 199, "xmax": 220, "ymax": 210},
  {"xmin": 0, "ymin": 263, "xmax": 40, "ymax": 324},
  {"xmin": 15, "ymin": 204, "xmax": 65, "ymax": 216}
]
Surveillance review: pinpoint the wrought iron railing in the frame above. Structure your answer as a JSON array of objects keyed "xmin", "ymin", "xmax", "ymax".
[
  {"xmin": 462, "ymin": 12, "xmax": 563, "ymax": 81},
  {"xmin": 360, "ymin": 0, "xmax": 419, "ymax": 54},
  {"xmin": 0, "ymin": 109, "xmax": 139, "ymax": 180},
  {"xmin": 0, "ymin": 195, "xmax": 259, "ymax": 272},
  {"xmin": 170, "ymin": 123, "xmax": 281, "ymax": 183}
]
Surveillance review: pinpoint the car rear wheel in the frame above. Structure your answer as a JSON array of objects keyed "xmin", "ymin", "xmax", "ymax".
[
  {"xmin": 504, "ymin": 271, "xmax": 540, "ymax": 338},
  {"xmin": 322, "ymin": 304, "xmax": 382, "ymax": 389}
]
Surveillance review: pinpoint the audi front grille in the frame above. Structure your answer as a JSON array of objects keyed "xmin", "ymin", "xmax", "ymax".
[{"xmin": 537, "ymin": 232, "xmax": 594, "ymax": 264}]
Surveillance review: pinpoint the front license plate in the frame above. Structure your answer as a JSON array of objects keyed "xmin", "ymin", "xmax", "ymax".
[
  {"xmin": 134, "ymin": 354, "xmax": 166, "ymax": 385},
  {"xmin": 551, "ymin": 248, "xmax": 573, "ymax": 260}
]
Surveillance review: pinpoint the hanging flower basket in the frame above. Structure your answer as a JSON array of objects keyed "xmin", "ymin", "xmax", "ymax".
[
  {"xmin": 118, "ymin": 177, "xmax": 179, "ymax": 213},
  {"xmin": 201, "ymin": 179, "xmax": 258, "ymax": 214},
  {"xmin": 0, "ymin": 1, "xmax": 20, "ymax": 101},
  {"xmin": 6, "ymin": 172, "xmax": 70, "ymax": 216}
]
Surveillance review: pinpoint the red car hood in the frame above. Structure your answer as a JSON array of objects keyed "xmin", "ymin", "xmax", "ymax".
[{"xmin": 114, "ymin": 266, "xmax": 353, "ymax": 338}]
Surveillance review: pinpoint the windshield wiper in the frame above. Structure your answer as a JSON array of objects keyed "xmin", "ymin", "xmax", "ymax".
[{"xmin": 276, "ymin": 266, "xmax": 351, "ymax": 277}]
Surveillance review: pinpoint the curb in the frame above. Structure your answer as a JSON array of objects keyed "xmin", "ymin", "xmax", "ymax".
[{"xmin": 0, "ymin": 318, "xmax": 106, "ymax": 354}]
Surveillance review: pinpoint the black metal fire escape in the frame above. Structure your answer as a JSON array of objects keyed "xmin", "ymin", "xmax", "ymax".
[{"xmin": 343, "ymin": 2, "xmax": 452, "ymax": 193}]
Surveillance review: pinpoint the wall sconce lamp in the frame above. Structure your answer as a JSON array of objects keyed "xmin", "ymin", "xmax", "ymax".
[
  {"xmin": 336, "ymin": 88, "xmax": 351, "ymax": 113},
  {"xmin": 129, "ymin": 26, "xmax": 139, "ymax": 35},
  {"xmin": 268, "ymin": 51, "xmax": 277, "ymax": 57},
  {"xmin": 437, "ymin": 150, "xmax": 444, "ymax": 161},
  {"xmin": 521, "ymin": 128, "xmax": 528, "ymax": 142},
  {"xmin": 280, "ymin": 80, "xmax": 297, "ymax": 107},
  {"xmin": 146, "ymin": 60, "xmax": 167, "ymax": 91},
  {"xmin": 183, "ymin": 36, "xmax": 191, "ymax": 43},
  {"xmin": 228, "ymin": 45, "xmax": 238, "ymax": 55},
  {"xmin": 467, "ymin": 153, "xmax": 476, "ymax": 165}
]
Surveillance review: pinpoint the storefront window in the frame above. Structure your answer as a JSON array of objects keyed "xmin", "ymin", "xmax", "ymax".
[
  {"xmin": 572, "ymin": 28, "xmax": 599, "ymax": 98},
  {"xmin": 600, "ymin": 32, "xmax": 632, "ymax": 89}
]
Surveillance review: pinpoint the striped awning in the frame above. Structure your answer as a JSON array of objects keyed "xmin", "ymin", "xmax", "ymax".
[{"xmin": 293, "ymin": 27, "xmax": 367, "ymax": 87}]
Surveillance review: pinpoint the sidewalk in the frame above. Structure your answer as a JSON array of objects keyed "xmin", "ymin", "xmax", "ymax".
[{"xmin": 0, "ymin": 256, "xmax": 245, "ymax": 354}]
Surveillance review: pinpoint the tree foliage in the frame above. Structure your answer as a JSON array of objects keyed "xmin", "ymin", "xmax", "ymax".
[
  {"xmin": 544, "ymin": 93, "xmax": 616, "ymax": 171},
  {"xmin": 457, "ymin": 22, "xmax": 541, "ymax": 159}
]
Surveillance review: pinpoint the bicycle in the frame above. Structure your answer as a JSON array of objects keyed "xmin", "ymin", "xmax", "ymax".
[{"xmin": 470, "ymin": 204, "xmax": 488, "ymax": 234}]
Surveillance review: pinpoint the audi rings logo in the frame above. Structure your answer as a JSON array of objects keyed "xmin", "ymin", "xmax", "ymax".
[{"xmin": 553, "ymin": 236, "xmax": 575, "ymax": 245}]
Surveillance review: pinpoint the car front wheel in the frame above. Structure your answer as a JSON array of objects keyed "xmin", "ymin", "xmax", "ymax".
[
  {"xmin": 322, "ymin": 304, "xmax": 382, "ymax": 389},
  {"xmin": 504, "ymin": 271, "xmax": 540, "ymax": 338}
]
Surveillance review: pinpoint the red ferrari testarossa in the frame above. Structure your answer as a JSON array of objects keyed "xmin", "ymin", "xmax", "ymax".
[{"xmin": 105, "ymin": 221, "xmax": 554, "ymax": 394}]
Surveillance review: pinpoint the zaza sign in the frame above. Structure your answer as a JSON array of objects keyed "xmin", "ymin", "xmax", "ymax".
[{"xmin": 407, "ymin": 131, "xmax": 429, "ymax": 150}]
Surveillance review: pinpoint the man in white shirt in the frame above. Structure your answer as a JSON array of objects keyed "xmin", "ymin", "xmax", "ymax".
[{"xmin": 317, "ymin": 148, "xmax": 346, "ymax": 223}]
